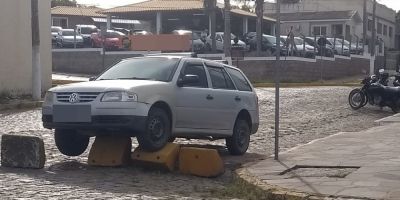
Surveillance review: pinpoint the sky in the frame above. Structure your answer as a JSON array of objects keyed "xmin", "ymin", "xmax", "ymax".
[{"xmin": 76, "ymin": 0, "xmax": 400, "ymax": 11}]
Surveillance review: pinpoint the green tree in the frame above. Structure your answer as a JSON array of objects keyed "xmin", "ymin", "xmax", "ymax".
[{"xmin": 51, "ymin": 0, "xmax": 77, "ymax": 8}]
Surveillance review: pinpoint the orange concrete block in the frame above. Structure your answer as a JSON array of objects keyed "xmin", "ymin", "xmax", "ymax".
[
  {"xmin": 131, "ymin": 143, "xmax": 180, "ymax": 171},
  {"xmin": 179, "ymin": 147, "xmax": 224, "ymax": 177},
  {"xmin": 88, "ymin": 136, "xmax": 132, "ymax": 167}
]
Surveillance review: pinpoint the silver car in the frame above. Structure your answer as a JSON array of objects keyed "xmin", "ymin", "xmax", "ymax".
[
  {"xmin": 55, "ymin": 29, "xmax": 84, "ymax": 48},
  {"xmin": 42, "ymin": 56, "xmax": 259, "ymax": 156}
]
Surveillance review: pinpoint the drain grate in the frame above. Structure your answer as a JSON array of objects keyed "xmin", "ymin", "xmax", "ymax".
[{"xmin": 280, "ymin": 165, "xmax": 360, "ymax": 178}]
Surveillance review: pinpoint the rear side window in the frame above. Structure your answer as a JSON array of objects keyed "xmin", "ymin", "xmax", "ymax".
[
  {"xmin": 226, "ymin": 68, "xmax": 252, "ymax": 91},
  {"xmin": 206, "ymin": 66, "xmax": 235, "ymax": 90}
]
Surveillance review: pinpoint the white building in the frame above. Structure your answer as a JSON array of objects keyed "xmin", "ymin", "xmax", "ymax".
[
  {"xmin": 0, "ymin": 0, "xmax": 52, "ymax": 96},
  {"xmin": 265, "ymin": 0, "xmax": 396, "ymax": 49}
]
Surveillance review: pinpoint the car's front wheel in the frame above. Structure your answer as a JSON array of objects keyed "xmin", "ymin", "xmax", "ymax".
[
  {"xmin": 226, "ymin": 119, "xmax": 250, "ymax": 155},
  {"xmin": 54, "ymin": 129, "xmax": 89, "ymax": 156},
  {"xmin": 137, "ymin": 108, "xmax": 171, "ymax": 152}
]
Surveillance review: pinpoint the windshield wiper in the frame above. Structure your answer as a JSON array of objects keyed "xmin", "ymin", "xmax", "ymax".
[{"xmin": 117, "ymin": 77, "xmax": 153, "ymax": 80}]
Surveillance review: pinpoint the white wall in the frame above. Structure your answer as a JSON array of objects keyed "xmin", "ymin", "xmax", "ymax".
[
  {"xmin": 264, "ymin": 0, "xmax": 396, "ymax": 48},
  {"xmin": 0, "ymin": 0, "xmax": 52, "ymax": 96}
]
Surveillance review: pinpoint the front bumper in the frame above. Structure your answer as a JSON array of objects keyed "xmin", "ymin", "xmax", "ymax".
[{"xmin": 42, "ymin": 115, "xmax": 147, "ymax": 134}]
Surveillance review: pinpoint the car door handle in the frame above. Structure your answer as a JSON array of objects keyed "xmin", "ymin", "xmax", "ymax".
[
  {"xmin": 206, "ymin": 95, "xmax": 214, "ymax": 100},
  {"xmin": 235, "ymin": 96, "xmax": 241, "ymax": 101}
]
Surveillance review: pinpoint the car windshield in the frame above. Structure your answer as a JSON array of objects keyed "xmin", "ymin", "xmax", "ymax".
[
  {"xmin": 96, "ymin": 57, "xmax": 179, "ymax": 82},
  {"xmin": 294, "ymin": 38, "xmax": 304, "ymax": 45},
  {"xmin": 51, "ymin": 27, "xmax": 61, "ymax": 32},
  {"xmin": 80, "ymin": 27, "xmax": 97, "ymax": 34},
  {"xmin": 62, "ymin": 31, "xmax": 75, "ymax": 36}
]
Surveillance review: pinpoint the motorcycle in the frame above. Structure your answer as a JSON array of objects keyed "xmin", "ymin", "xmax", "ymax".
[{"xmin": 349, "ymin": 69, "xmax": 400, "ymax": 113}]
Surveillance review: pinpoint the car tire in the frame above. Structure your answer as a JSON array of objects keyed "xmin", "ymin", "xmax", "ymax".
[
  {"xmin": 226, "ymin": 119, "xmax": 250, "ymax": 156},
  {"xmin": 54, "ymin": 129, "xmax": 89, "ymax": 156},
  {"xmin": 137, "ymin": 108, "xmax": 171, "ymax": 152}
]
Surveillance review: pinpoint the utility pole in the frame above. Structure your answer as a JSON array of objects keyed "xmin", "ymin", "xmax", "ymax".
[
  {"xmin": 224, "ymin": 0, "xmax": 231, "ymax": 58},
  {"xmin": 256, "ymin": 0, "xmax": 264, "ymax": 56},
  {"xmin": 362, "ymin": 0, "xmax": 367, "ymax": 55},
  {"xmin": 371, "ymin": 0, "xmax": 376, "ymax": 57},
  {"xmin": 275, "ymin": 0, "xmax": 281, "ymax": 161},
  {"xmin": 31, "ymin": 0, "xmax": 41, "ymax": 101},
  {"xmin": 370, "ymin": 0, "xmax": 376, "ymax": 75}
]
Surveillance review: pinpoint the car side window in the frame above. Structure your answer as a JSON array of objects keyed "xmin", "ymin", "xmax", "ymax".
[
  {"xmin": 226, "ymin": 68, "xmax": 252, "ymax": 91},
  {"xmin": 206, "ymin": 66, "xmax": 236, "ymax": 90},
  {"xmin": 181, "ymin": 63, "xmax": 208, "ymax": 88}
]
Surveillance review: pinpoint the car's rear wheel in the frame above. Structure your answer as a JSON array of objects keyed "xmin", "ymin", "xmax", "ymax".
[
  {"xmin": 226, "ymin": 119, "xmax": 250, "ymax": 156},
  {"xmin": 137, "ymin": 108, "xmax": 171, "ymax": 152},
  {"xmin": 54, "ymin": 129, "xmax": 89, "ymax": 156}
]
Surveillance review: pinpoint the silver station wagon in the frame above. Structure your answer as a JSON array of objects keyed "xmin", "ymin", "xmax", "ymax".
[{"xmin": 42, "ymin": 56, "xmax": 259, "ymax": 156}]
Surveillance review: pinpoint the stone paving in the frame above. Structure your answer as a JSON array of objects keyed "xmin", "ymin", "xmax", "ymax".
[
  {"xmin": 242, "ymin": 122, "xmax": 400, "ymax": 199},
  {"xmin": 0, "ymin": 87, "xmax": 393, "ymax": 199}
]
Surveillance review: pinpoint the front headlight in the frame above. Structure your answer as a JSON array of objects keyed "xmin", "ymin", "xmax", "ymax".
[
  {"xmin": 43, "ymin": 91, "xmax": 53, "ymax": 105},
  {"xmin": 101, "ymin": 91, "xmax": 137, "ymax": 102}
]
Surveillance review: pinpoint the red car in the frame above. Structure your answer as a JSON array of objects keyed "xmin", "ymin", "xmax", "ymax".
[{"xmin": 91, "ymin": 30, "xmax": 130, "ymax": 50}]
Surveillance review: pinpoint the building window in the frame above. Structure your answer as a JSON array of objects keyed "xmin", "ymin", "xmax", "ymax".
[
  {"xmin": 312, "ymin": 26, "xmax": 327, "ymax": 36},
  {"xmin": 377, "ymin": 22, "xmax": 382, "ymax": 34},
  {"xmin": 368, "ymin": 19, "xmax": 372, "ymax": 31},
  {"xmin": 383, "ymin": 24, "xmax": 387, "ymax": 36},
  {"xmin": 389, "ymin": 26, "xmax": 393, "ymax": 38},
  {"xmin": 52, "ymin": 17, "xmax": 68, "ymax": 28}
]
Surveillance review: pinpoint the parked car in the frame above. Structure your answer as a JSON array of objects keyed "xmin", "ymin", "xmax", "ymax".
[
  {"xmin": 242, "ymin": 32, "xmax": 257, "ymax": 45},
  {"xmin": 76, "ymin": 25, "xmax": 98, "ymax": 45},
  {"xmin": 42, "ymin": 56, "xmax": 259, "ymax": 156},
  {"xmin": 247, "ymin": 34, "xmax": 287, "ymax": 56},
  {"xmin": 91, "ymin": 30, "xmax": 130, "ymax": 50},
  {"xmin": 51, "ymin": 26, "xmax": 62, "ymax": 44},
  {"xmin": 172, "ymin": 30, "xmax": 206, "ymax": 53},
  {"xmin": 304, "ymin": 37, "xmax": 335, "ymax": 57},
  {"xmin": 337, "ymin": 39, "xmax": 363, "ymax": 55},
  {"xmin": 326, "ymin": 38, "xmax": 350, "ymax": 56},
  {"xmin": 112, "ymin": 27, "xmax": 132, "ymax": 35},
  {"xmin": 55, "ymin": 29, "xmax": 84, "ymax": 48},
  {"xmin": 205, "ymin": 32, "xmax": 248, "ymax": 52},
  {"xmin": 280, "ymin": 36, "xmax": 315, "ymax": 58}
]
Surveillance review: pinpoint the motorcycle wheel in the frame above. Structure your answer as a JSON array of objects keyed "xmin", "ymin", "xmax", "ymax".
[{"xmin": 349, "ymin": 88, "xmax": 366, "ymax": 110}]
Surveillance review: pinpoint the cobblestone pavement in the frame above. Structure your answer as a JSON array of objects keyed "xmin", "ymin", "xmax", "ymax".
[{"xmin": 0, "ymin": 87, "xmax": 392, "ymax": 199}]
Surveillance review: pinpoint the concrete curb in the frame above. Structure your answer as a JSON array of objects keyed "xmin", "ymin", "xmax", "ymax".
[{"xmin": 0, "ymin": 101, "xmax": 43, "ymax": 111}]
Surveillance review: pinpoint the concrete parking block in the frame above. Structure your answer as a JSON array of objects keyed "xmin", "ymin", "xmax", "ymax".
[
  {"xmin": 1, "ymin": 134, "xmax": 45, "ymax": 169},
  {"xmin": 88, "ymin": 136, "xmax": 132, "ymax": 167},
  {"xmin": 131, "ymin": 143, "xmax": 180, "ymax": 171},
  {"xmin": 179, "ymin": 147, "xmax": 224, "ymax": 177}
]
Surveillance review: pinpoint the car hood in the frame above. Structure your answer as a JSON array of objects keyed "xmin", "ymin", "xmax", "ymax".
[
  {"xmin": 50, "ymin": 80, "xmax": 168, "ymax": 93},
  {"xmin": 231, "ymin": 40, "xmax": 245, "ymax": 46},
  {"xmin": 51, "ymin": 32, "xmax": 58, "ymax": 37}
]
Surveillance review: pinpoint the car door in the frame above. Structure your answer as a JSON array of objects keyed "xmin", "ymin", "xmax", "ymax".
[
  {"xmin": 204, "ymin": 63, "xmax": 240, "ymax": 131},
  {"xmin": 175, "ymin": 61, "xmax": 214, "ymax": 130}
]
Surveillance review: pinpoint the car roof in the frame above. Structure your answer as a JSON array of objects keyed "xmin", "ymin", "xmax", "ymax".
[
  {"xmin": 76, "ymin": 24, "xmax": 97, "ymax": 28},
  {"xmin": 61, "ymin": 29, "xmax": 74, "ymax": 32}
]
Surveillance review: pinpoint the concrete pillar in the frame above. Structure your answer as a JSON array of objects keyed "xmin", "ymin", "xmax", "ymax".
[
  {"xmin": 106, "ymin": 14, "xmax": 112, "ymax": 30},
  {"xmin": 156, "ymin": 12, "xmax": 162, "ymax": 34},
  {"xmin": 271, "ymin": 23, "xmax": 276, "ymax": 36},
  {"xmin": 242, "ymin": 17, "xmax": 248, "ymax": 35}
]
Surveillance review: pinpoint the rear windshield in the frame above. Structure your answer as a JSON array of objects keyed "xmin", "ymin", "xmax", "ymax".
[
  {"xmin": 105, "ymin": 32, "xmax": 123, "ymax": 38},
  {"xmin": 80, "ymin": 27, "xmax": 97, "ymax": 34},
  {"xmin": 62, "ymin": 31, "xmax": 75, "ymax": 36}
]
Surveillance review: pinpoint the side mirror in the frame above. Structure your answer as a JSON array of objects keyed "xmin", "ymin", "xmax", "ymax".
[
  {"xmin": 89, "ymin": 76, "xmax": 97, "ymax": 81},
  {"xmin": 177, "ymin": 74, "xmax": 199, "ymax": 87}
]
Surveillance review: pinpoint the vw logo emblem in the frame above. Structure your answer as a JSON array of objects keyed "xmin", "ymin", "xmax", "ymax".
[{"xmin": 69, "ymin": 93, "xmax": 80, "ymax": 103}]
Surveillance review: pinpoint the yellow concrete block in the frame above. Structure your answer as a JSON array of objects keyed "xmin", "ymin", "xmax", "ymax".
[
  {"xmin": 131, "ymin": 143, "xmax": 180, "ymax": 171},
  {"xmin": 88, "ymin": 136, "xmax": 132, "ymax": 167},
  {"xmin": 179, "ymin": 147, "xmax": 224, "ymax": 177}
]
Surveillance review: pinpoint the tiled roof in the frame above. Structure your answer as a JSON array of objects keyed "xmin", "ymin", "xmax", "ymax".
[
  {"xmin": 51, "ymin": 6, "xmax": 105, "ymax": 17},
  {"xmin": 101, "ymin": 0, "xmax": 204, "ymax": 13},
  {"xmin": 265, "ymin": 10, "xmax": 360, "ymax": 22}
]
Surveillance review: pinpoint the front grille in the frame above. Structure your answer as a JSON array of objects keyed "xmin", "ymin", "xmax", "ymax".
[{"xmin": 56, "ymin": 92, "xmax": 100, "ymax": 103}]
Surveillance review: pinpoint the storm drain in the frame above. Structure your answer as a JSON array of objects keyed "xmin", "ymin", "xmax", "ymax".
[{"xmin": 280, "ymin": 165, "xmax": 360, "ymax": 178}]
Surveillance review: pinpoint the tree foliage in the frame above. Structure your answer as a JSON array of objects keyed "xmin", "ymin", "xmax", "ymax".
[
  {"xmin": 51, "ymin": 0, "xmax": 77, "ymax": 8},
  {"xmin": 232, "ymin": 0, "xmax": 255, "ymax": 12}
]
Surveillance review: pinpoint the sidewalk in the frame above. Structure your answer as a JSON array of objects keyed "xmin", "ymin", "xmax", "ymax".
[{"xmin": 238, "ymin": 122, "xmax": 400, "ymax": 199}]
